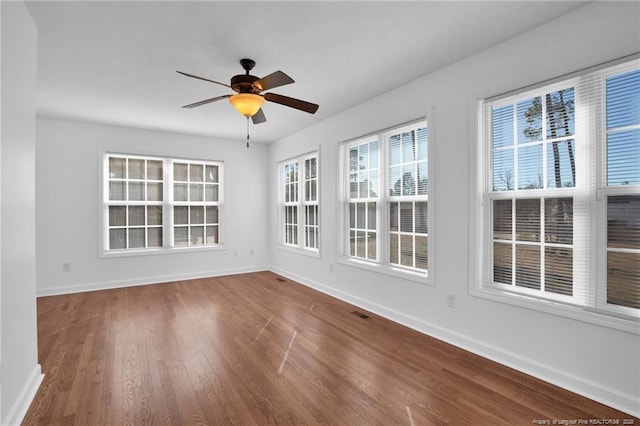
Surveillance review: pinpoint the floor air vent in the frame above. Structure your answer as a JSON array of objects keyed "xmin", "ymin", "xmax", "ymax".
[
  {"xmin": 275, "ymin": 277, "xmax": 286, "ymax": 282},
  {"xmin": 351, "ymin": 311, "xmax": 370, "ymax": 319}
]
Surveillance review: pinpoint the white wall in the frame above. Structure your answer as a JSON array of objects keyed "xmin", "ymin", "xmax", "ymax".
[
  {"xmin": 36, "ymin": 118, "xmax": 270, "ymax": 295},
  {"xmin": 0, "ymin": 2, "xmax": 44, "ymax": 424},
  {"xmin": 269, "ymin": 2, "xmax": 640, "ymax": 417}
]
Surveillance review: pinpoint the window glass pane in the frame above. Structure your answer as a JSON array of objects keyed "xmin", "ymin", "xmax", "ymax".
[
  {"xmin": 128, "ymin": 206, "xmax": 145, "ymax": 226},
  {"xmin": 546, "ymin": 140, "xmax": 576, "ymax": 188},
  {"xmin": 493, "ymin": 242, "xmax": 512, "ymax": 284},
  {"xmin": 206, "ymin": 226, "xmax": 219, "ymax": 244},
  {"xmin": 190, "ymin": 164, "xmax": 203, "ymax": 182},
  {"xmin": 190, "ymin": 206, "xmax": 204, "ymax": 224},
  {"xmin": 310, "ymin": 180, "xmax": 317, "ymax": 201},
  {"xmin": 147, "ymin": 206, "xmax": 162, "ymax": 226},
  {"xmin": 399, "ymin": 202, "xmax": 413, "ymax": 233},
  {"xmin": 608, "ymin": 195, "xmax": 640, "ymax": 249},
  {"xmin": 389, "ymin": 202, "xmax": 398, "ymax": 232},
  {"xmin": 515, "ymin": 244, "xmax": 540, "ymax": 290},
  {"xmin": 206, "ymin": 165, "xmax": 219, "ymax": 183},
  {"xmin": 349, "ymin": 230, "xmax": 356, "ymax": 256},
  {"xmin": 174, "ymin": 163, "xmax": 188, "ymax": 181},
  {"xmin": 545, "ymin": 247, "xmax": 573, "ymax": 296},
  {"xmin": 545, "ymin": 89, "xmax": 575, "ymax": 138},
  {"xmin": 359, "ymin": 144, "xmax": 369, "ymax": 170},
  {"xmin": 349, "ymin": 173, "xmax": 358, "ymax": 198},
  {"xmin": 127, "ymin": 159, "xmax": 144, "ymax": 180},
  {"xmin": 147, "ymin": 160, "xmax": 163, "ymax": 180},
  {"xmin": 607, "ymin": 251, "xmax": 640, "ymax": 309},
  {"xmin": 493, "ymin": 149, "xmax": 514, "ymax": 191},
  {"xmin": 390, "ymin": 233, "xmax": 398, "ymax": 264},
  {"xmin": 492, "ymin": 104, "xmax": 514, "ymax": 148},
  {"xmin": 174, "ymin": 206, "xmax": 188, "ymax": 225},
  {"xmin": 518, "ymin": 97, "xmax": 542, "ymax": 143},
  {"xmin": 174, "ymin": 227, "xmax": 188, "ymax": 246},
  {"xmin": 389, "ymin": 166, "xmax": 401, "ymax": 196},
  {"xmin": 607, "ymin": 129, "xmax": 640, "ymax": 186},
  {"xmin": 415, "ymin": 235, "xmax": 428, "ymax": 270},
  {"xmin": 417, "ymin": 162, "xmax": 428, "ymax": 195},
  {"xmin": 109, "ymin": 181, "xmax": 125, "ymax": 200},
  {"xmin": 516, "ymin": 199, "xmax": 540, "ymax": 242},
  {"xmin": 493, "ymin": 200, "xmax": 512, "ymax": 241},
  {"xmin": 367, "ymin": 232, "xmax": 377, "ymax": 260},
  {"xmin": 415, "ymin": 201, "xmax": 428, "ymax": 234},
  {"xmin": 390, "ymin": 135, "xmax": 401, "ymax": 165},
  {"xmin": 129, "ymin": 182, "xmax": 144, "ymax": 201},
  {"xmin": 109, "ymin": 157, "xmax": 126, "ymax": 179},
  {"xmin": 400, "ymin": 234, "xmax": 414, "ymax": 267},
  {"xmin": 417, "ymin": 127, "xmax": 428, "ymax": 161},
  {"xmin": 191, "ymin": 226, "xmax": 204, "ymax": 245},
  {"xmin": 109, "ymin": 229, "xmax": 126, "ymax": 250},
  {"xmin": 147, "ymin": 182, "xmax": 163, "ymax": 201},
  {"xmin": 402, "ymin": 164, "xmax": 416, "ymax": 196},
  {"xmin": 190, "ymin": 184, "xmax": 203, "ymax": 201},
  {"xmin": 402, "ymin": 131, "xmax": 415, "ymax": 162},
  {"xmin": 349, "ymin": 148, "xmax": 359, "ymax": 173},
  {"xmin": 356, "ymin": 203, "xmax": 365, "ymax": 229},
  {"xmin": 369, "ymin": 143, "xmax": 378, "ymax": 169},
  {"xmin": 349, "ymin": 203, "xmax": 356, "ymax": 229},
  {"xmin": 148, "ymin": 228, "xmax": 162, "ymax": 248},
  {"xmin": 607, "ymin": 68, "xmax": 640, "ymax": 130},
  {"xmin": 545, "ymin": 198, "xmax": 573, "ymax": 244},
  {"xmin": 206, "ymin": 206, "xmax": 219, "ymax": 224},
  {"xmin": 356, "ymin": 230, "xmax": 366, "ymax": 258},
  {"xmin": 518, "ymin": 144, "xmax": 543, "ymax": 189},
  {"xmin": 109, "ymin": 206, "xmax": 126, "ymax": 226},
  {"xmin": 367, "ymin": 202, "xmax": 376, "ymax": 230},
  {"xmin": 129, "ymin": 228, "xmax": 145, "ymax": 249},
  {"xmin": 205, "ymin": 185, "xmax": 219, "ymax": 202}
]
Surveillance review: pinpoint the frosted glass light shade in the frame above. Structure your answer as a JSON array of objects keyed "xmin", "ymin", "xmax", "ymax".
[{"xmin": 229, "ymin": 93, "xmax": 265, "ymax": 117}]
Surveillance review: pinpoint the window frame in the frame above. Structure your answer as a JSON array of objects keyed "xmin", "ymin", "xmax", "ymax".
[
  {"xmin": 473, "ymin": 56, "xmax": 640, "ymax": 332},
  {"xmin": 277, "ymin": 150, "xmax": 320, "ymax": 256},
  {"xmin": 101, "ymin": 152, "xmax": 225, "ymax": 257},
  {"xmin": 337, "ymin": 118, "xmax": 433, "ymax": 284}
]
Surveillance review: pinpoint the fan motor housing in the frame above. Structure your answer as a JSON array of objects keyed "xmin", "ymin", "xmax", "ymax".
[{"xmin": 231, "ymin": 74, "xmax": 260, "ymax": 93}]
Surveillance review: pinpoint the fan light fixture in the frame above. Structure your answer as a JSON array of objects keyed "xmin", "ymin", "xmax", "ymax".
[{"xmin": 229, "ymin": 93, "xmax": 265, "ymax": 117}]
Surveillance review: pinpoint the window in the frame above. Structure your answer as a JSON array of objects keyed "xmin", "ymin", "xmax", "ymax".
[
  {"xmin": 279, "ymin": 152, "xmax": 319, "ymax": 253},
  {"xmin": 341, "ymin": 120, "xmax": 431, "ymax": 278},
  {"xmin": 104, "ymin": 154, "xmax": 223, "ymax": 254},
  {"xmin": 478, "ymin": 57, "xmax": 639, "ymax": 323}
]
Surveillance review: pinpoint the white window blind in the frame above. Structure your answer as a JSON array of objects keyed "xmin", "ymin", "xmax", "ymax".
[{"xmin": 479, "ymin": 57, "xmax": 639, "ymax": 321}]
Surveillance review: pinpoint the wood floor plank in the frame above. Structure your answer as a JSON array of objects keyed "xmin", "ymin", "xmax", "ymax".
[{"xmin": 23, "ymin": 271, "xmax": 637, "ymax": 425}]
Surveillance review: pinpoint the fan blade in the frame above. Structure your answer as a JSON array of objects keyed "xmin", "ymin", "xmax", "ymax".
[
  {"xmin": 265, "ymin": 93, "xmax": 319, "ymax": 114},
  {"xmin": 254, "ymin": 71, "xmax": 294, "ymax": 92},
  {"xmin": 177, "ymin": 71, "xmax": 232, "ymax": 89},
  {"xmin": 252, "ymin": 108, "xmax": 267, "ymax": 124},
  {"xmin": 182, "ymin": 95, "xmax": 230, "ymax": 109}
]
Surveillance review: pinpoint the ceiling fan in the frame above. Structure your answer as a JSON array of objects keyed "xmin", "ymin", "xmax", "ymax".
[{"xmin": 177, "ymin": 58, "xmax": 319, "ymax": 125}]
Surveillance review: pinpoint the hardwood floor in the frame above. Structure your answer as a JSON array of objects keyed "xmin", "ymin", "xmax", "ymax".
[{"xmin": 24, "ymin": 271, "xmax": 636, "ymax": 425}]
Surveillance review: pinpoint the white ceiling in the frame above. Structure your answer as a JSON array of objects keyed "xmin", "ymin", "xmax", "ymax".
[{"xmin": 26, "ymin": 1, "xmax": 587, "ymax": 144}]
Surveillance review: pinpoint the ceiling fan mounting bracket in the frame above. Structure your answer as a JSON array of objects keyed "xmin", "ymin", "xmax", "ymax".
[{"xmin": 239, "ymin": 58, "xmax": 256, "ymax": 73}]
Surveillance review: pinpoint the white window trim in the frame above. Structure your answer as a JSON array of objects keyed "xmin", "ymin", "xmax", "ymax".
[
  {"xmin": 470, "ymin": 57, "xmax": 640, "ymax": 334},
  {"xmin": 277, "ymin": 149, "xmax": 320, "ymax": 257},
  {"xmin": 337, "ymin": 117, "xmax": 434, "ymax": 284},
  {"xmin": 99, "ymin": 151, "xmax": 225, "ymax": 258}
]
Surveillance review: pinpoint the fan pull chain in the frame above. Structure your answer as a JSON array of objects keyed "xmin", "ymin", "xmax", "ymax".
[{"xmin": 246, "ymin": 117, "xmax": 250, "ymax": 148}]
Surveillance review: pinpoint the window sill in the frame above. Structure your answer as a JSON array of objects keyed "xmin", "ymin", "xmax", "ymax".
[
  {"xmin": 276, "ymin": 244, "xmax": 320, "ymax": 258},
  {"xmin": 471, "ymin": 284, "xmax": 640, "ymax": 335},
  {"xmin": 336, "ymin": 256, "xmax": 431, "ymax": 285},
  {"xmin": 100, "ymin": 244, "xmax": 228, "ymax": 259}
]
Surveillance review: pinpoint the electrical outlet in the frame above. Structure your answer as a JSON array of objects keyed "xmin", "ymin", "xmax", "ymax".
[
  {"xmin": 63, "ymin": 262, "xmax": 71, "ymax": 272},
  {"xmin": 447, "ymin": 292, "xmax": 456, "ymax": 308}
]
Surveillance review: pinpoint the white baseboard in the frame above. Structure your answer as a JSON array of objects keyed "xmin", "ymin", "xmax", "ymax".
[
  {"xmin": 2, "ymin": 364, "xmax": 44, "ymax": 426},
  {"xmin": 269, "ymin": 266, "xmax": 640, "ymax": 419},
  {"xmin": 36, "ymin": 265, "xmax": 269, "ymax": 297}
]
